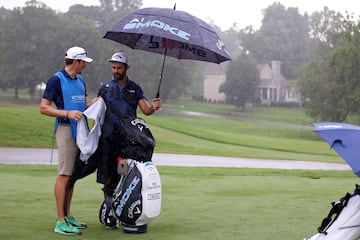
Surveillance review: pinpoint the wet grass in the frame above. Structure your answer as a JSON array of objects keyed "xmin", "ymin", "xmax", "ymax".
[
  {"xmin": 0, "ymin": 99, "xmax": 355, "ymax": 240},
  {"xmin": 0, "ymin": 164, "xmax": 357, "ymax": 240},
  {"xmin": 0, "ymin": 103, "xmax": 342, "ymax": 163}
]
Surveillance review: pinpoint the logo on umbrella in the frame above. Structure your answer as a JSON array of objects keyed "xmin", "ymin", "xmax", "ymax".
[{"xmin": 124, "ymin": 18, "xmax": 191, "ymax": 41}]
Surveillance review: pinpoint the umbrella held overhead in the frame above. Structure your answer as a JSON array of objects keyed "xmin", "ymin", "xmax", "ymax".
[{"xmin": 103, "ymin": 7, "xmax": 231, "ymax": 97}]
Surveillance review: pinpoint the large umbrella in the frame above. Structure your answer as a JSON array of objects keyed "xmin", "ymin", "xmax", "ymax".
[
  {"xmin": 103, "ymin": 7, "xmax": 231, "ymax": 97},
  {"xmin": 313, "ymin": 122, "xmax": 360, "ymax": 177}
]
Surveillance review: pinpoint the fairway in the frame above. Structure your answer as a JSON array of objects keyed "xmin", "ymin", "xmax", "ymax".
[
  {"xmin": 0, "ymin": 106, "xmax": 345, "ymax": 163},
  {"xmin": 0, "ymin": 164, "xmax": 357, "ymax": 240}
]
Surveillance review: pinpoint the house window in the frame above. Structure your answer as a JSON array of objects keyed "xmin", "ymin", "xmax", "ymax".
[
  {"xmin": 273, "ymin": 88, "xmax": 277, "ymax": 101},
  {"xmin": 260, "ymin": 88, "xmax": 267, "ymax": 100}
]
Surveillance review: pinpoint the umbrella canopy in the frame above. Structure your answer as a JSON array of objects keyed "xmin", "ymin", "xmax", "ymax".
[
  {"xmin": 103, "ymin": 7, "xmax": 231, "ymax": 64},
  {"xmin": 313, "ymin": 122, "xmax": 360, "ymax": 177}
]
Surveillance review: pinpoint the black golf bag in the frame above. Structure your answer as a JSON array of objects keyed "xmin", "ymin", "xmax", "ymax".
[
  {"xmin": 304, "ymin": 184, "xmax": 360, "ymax": 240},
  {"xmin": 98, "ymin": 117, "xmax": 161, "ymax": 233}
]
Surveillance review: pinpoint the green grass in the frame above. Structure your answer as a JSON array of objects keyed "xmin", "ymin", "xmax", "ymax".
[
  {"xmin": 0, "ymin": 106, "xmax": 55, "ymax": 147},
  {"xmin": 164, "ymin": 100, "xmax": 314, "ymax": 124},
  {"xmin": 164, "ymin": 99, "xmax": 237, "ymax": 115},
  {"xmin": 0, "ymin": 164, "xmax": 358, "ymax": 240},
  {"xmin": 239, "ymin": 106, "xmax": 313, "ymax": 124},
  {"xmin": 0, "ymin": 104, "xmax": 343, "ymax": 163},
  {"xmin": 0, "ymin": 98, "xmax": 357, "ymax": 239}
]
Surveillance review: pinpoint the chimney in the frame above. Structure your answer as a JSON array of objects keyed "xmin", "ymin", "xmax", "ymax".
[{"xmin": 271, "ymin": 60, "xmax": 281, "ymax": 84}]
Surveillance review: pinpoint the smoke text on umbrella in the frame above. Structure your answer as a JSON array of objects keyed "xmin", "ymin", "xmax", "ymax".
[{"xmin": 124, "ymin": 19, "xmax": 191, "ymax": 41}]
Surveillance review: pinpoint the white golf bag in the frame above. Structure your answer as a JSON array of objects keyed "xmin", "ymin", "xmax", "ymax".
[
  {"xmin": 304, "ymin": 185, "xmax": 360, "ymax": 240},
  {"xmin": 114, "ymin": 159, "xmax": 161, "ymax": 233},
  {"xmin": 99, "ymin": 159, "xmax": 161, "ymax": 233}
]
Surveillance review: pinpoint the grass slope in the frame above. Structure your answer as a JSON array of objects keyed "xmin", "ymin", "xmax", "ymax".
[{"xmin": 0, "ymin": 105, "xmax": 342, "ymax": 163}]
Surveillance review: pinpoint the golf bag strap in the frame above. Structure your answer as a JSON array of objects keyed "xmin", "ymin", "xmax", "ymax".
[{"xmin": 317, "ymin": 192, "xmax": 352, "ymax": 234}]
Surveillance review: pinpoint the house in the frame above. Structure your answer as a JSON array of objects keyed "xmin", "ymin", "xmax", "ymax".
[
  {"xmin": 258, "ymin": 60, "xmax": 300, "ymax": 104},
  {"xmin": 202, "ymin": 63, "xmax": 227, "ymax": 103},
  {"xmin": 202, "ymin": 60, "xmax": 300, "ymax": 104}
]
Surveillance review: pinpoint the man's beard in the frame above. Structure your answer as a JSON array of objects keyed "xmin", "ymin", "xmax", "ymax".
[{"xmin": 114, "ymin": 73, "xmax": 125, "ymax": 81}]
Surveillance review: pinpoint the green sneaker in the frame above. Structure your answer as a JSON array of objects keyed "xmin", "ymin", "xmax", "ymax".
[
  {"xmin": 54, "ymin": 220, "xmax": 81, "ymax": 235},
  {"xmin": 66, "ymin": 215, "xmax": 87, "ymax": 229}
]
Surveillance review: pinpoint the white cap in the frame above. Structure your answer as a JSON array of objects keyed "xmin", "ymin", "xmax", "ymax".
[
  {"xmin": 108, "ymin": 52, "xmax": 128, "ymax": 64},
  {"xmin": 65, "ymin": 46, "xmax": 93, "ymax": 62}
]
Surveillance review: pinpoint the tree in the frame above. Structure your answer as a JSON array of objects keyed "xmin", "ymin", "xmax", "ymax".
[
  {"xmin": 299, "ymin": 16, "xmax": 360, "ymax": 122},
  {"xmin": 307, "ymin": 7, "xmax": 349, "ymax": 63},
  {"xmin": 308, "ymin": 7, "xmax": 350, "ymax": 46},
  {"xmin": 0, "ymin": 4, "xmax": 62, "ymax": 99},
  {"xmin": 0, "ymin": 7, "xmax": 13, "ymax": 91},
  {"xmin": 100, "ymin": 0, "xmax": 142, "ymax": 12},
  {"xmin": 220, "ymin": 53, "xmax": 260, "ymax": 109},
  {"xmin": 0, "ymin": 0, "xmax": 203, "ymax": 101},
  {"xmin": 0, "ymin": 1, "xmax": 104, "ymax": 99},
  {"xmin": 240, "ymin": 3, "xmax": 310, "ymax": 79}
]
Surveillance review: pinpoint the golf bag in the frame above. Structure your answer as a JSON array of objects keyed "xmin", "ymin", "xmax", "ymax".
[
  {"xmin": 304, "ymin": 184, "xmax": 360, "ymax": 240},
  {"xmin": 99, "ymin": 159, "xmax": 161, "ymax": 233},
  {"xmin": 98, "ymin": 117, "xmax": 161, "ymax": 233}
]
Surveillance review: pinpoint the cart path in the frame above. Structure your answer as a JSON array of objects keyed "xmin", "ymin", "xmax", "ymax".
[{"xmin": 0, "ymin": 147, "xmax": 350, "ymax": 171}]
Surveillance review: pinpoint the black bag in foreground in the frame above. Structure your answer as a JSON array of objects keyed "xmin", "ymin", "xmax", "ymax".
[
  {"xmin": 118, "ymin": 117, "xmax": 155, "ymax": 162},
  {"xmin": 304, "ymin": 184, "xmax": 360, "ymax": 240}
]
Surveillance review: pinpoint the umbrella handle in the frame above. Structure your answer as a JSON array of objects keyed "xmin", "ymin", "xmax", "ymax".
[{"xmin": 156, "ymin": 48, "xmax": 167, "ymax": 98}]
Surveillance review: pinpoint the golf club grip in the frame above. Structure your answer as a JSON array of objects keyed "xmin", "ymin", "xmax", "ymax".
[{"xmin": 155, "ymin": 92, "xmax": 160, "ymax": 98}]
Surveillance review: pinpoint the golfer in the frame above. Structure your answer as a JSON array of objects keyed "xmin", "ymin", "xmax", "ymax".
[
  {"xmin": 96, "ymin": 52, "xmax": 161, "ymax": 226},
  {"xmin": 40, "ymin": 46, "xmax": 93, "ymax": 235}
]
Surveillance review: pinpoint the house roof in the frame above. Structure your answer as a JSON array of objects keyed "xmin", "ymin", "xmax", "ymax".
[{"xmin": 257, "ymin": 61, "xmax": 287, "ymax": 88}]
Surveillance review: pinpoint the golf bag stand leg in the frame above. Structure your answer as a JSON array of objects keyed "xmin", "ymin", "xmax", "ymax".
[
  {"xmin": 98, "ymin": 174, "xmax": 121, "ymax": 229},
  {"xmin": 98, "ymin": 157, "xmax": 129, "ymax": 229}
]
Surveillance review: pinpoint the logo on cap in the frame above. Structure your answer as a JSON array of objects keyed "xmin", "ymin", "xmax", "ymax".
[{"xmin": 108, "ymin": 52, "xmax": 128, "ymax": 64}]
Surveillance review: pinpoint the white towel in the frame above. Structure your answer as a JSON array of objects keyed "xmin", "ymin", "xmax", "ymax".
[{"xmin": 76, "ymin": 97, "xmax": 107, "ymax": 161}]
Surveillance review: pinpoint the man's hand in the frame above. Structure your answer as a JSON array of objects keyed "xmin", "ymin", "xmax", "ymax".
[{"xmin": 151, "ymin": 98, "xmax": 161, "ymax": 111}]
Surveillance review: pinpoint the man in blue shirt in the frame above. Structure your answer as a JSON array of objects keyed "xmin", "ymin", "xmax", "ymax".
[
  {"xmin": 97, "ymin": 51, "xmax": 161, "ymax": 199},
  {"xmin": 40, "ymin": 46, "xmax": 93, "ymax": 235}
]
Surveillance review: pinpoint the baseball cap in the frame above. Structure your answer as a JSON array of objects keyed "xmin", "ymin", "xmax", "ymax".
[
  {"xmin": 65, "ymin": 46, "xmax": 93, "ymax": 63},
  {"xmin": 108, "ymin": 52, "xmax": 128, "ymax": 64}
]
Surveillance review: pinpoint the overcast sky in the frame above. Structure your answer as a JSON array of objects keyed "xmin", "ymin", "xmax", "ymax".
[{"xmin": 0, "ymin": 0, "xmax": 359, "ymax": 30}]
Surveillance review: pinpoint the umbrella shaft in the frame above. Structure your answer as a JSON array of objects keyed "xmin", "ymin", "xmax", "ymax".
[{"xmin": 156, "ymin": 48, "xmax": 167, "ymax": 98}]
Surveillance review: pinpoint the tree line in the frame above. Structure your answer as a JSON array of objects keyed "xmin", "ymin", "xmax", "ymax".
[
  {"xmin": 0, "ymin": 0, "xmax": 201, "ymax": 102},
  {"xmin": 222, "ymin": 3, "xmax": 360, "ymax": 122}
]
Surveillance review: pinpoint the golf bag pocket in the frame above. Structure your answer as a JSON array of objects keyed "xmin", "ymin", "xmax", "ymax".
[
  {"xmin": 304, "ymin": 184, "xmax": 360, "ymax": 240},
  {"xmin": 119, "ymin": 117, "xmax": 155, "ymax": 162},
  {"xmin": 112, "ymin": 160, "xmax": 161, "ymax": 229}
]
